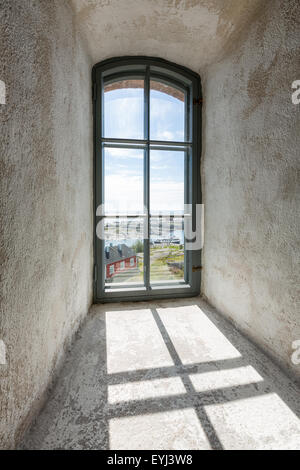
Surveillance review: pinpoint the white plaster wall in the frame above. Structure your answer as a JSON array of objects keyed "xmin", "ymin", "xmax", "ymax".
[
  {"xmin": 202, "ymin": 0, "xmax": 300, "ymax": 383},
  {"xmin": 0, "ymin": 0, "xmax": 93, "ymax": 448},
  {"xmin": 70, "ymin": 0, "xmax": 263, "ymax": 72}
]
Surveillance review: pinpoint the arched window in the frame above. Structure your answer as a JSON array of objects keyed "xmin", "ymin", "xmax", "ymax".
[{"xmin": 93, "ymin": 57, "xmax": 202, "ymax": 301}]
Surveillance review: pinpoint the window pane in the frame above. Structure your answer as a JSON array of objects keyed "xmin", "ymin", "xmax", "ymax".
[
  {"xmin": 104, "ymin": 79, "xmax": 144, "ymax": 139},
  {"xmin": 150, "ymin": 218, "xmax": 185, "ymax": 282},
  {"xmin": 104, "ymin": 147, "xmax": 144, "ymax": 215},
  {"xmin": 150, "ymin": 150, "xmax": 185, "ymax": 215},
  {"xmin": 150, "ymin": 80, "xmax": 185, "ymax": 141},
  {"xmin": 104, "ymin": 218, "xmax": 145, "ymax": 285}
]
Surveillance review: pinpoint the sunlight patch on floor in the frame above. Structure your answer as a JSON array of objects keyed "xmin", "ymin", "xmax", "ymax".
[
  {"xmin": 106, "ymin": 309, "xmax": 174, "ymax": 373},
  {"xmin": 157, "ymin": 305, "xmax": 242, "ymax": 364},
  {"xmin": 189, "ymin": 366, "xmax": 263, "ymax": 393},
  {"xmin": 205, "ymin": 393, "xmax": 300, "ymax": 450},
  {"xmin": 109, "ymin": 408, "xmax": 211, "ymax": 450},
  {"xmin": 108, "ymin": 377, "xmax": 186, "ymax": 404}
]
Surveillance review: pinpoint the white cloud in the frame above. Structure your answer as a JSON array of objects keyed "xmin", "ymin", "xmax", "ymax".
[
  {"xmin": 151, "ymin": 181, "xmax": 184, "ymax": 213},
  {"xmin": 105, "ymin": 148, "xmax": 144, "ymax": 159},
  {"xmin": 105, "ymin": 174, "xmax": 184, "ymax": 214},
  {"xmin": 105, "ymin": 174, "xmax": 144, "ymax": 213}
]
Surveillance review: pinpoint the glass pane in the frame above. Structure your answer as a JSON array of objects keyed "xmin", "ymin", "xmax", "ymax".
[
  {"xmin": 150, "ymin": 80, "xmax": 185, "ymax": 141},
  {"xmin": 104, "ymin": 147, "xmax": 144, "ymax": 215},
  {"xmin": 150, "ymin": 150, "xmax": 185, "ymax": 215},
  {"xmin": 103, "ymin": 217, "xmax": 145, "ymax": 285},
  {"xmin": 150, "ymin": 217, "xmax": 185, "ymax": 282},
  {"xmin": 104, "ymin": 79, "xmax": 144, "ymax": 139}
]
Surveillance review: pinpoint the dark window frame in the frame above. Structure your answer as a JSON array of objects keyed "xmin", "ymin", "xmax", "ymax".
[{"xmin": 92, "ymin": 57, "xmax": 202, "ymax": 303}]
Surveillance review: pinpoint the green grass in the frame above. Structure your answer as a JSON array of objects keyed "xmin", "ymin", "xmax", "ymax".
[
  {"xmin": 150, "ymin": 249, "xmax": 184, "ymax": 280},
  {"xmin": 108, "ymin": 248, "xmax": 184, "ymax": 283}
]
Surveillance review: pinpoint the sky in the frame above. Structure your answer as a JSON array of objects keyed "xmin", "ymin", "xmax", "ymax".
[{"xmin": 103, "ymin": 83, "xmax": 186, "ymax": 217}]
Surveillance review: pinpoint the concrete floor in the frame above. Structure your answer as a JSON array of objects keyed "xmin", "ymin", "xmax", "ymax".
[{"xmin": 21, "ymin": 298, "xmax": 300, "ymax": 450}]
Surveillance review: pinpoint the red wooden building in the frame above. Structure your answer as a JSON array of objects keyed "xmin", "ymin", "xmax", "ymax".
[{"xmin": 105, "ymin": 244, "xmax": 137, "ymax": 279}]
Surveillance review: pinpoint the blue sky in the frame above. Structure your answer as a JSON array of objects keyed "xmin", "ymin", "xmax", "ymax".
[{"xmin": 104, "ymin": 84, "xmax": 185, "ymax": 215}]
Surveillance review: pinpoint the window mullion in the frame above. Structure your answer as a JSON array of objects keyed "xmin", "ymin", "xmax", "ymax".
[
  {"xmin": 144, "ymin": 67, "xmax": 150, "ymax": 289},
  {"xmin": 98, "ymin": 72, "xmax": 105, "ymax": 296}
]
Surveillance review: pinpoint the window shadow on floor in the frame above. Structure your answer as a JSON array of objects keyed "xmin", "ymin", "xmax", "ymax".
[{"xmin": 22, "ymin": 299, "xmax": 300, "ymax": 450}]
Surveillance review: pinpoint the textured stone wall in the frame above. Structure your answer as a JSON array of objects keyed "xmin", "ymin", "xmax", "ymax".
[
  {"xmin": 202, "ymin": 0, "xmax": 300, "ymax": 383},
  {"xmin": 0, "ymin": 0, "xmax": 93, "ymax": 447}
]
